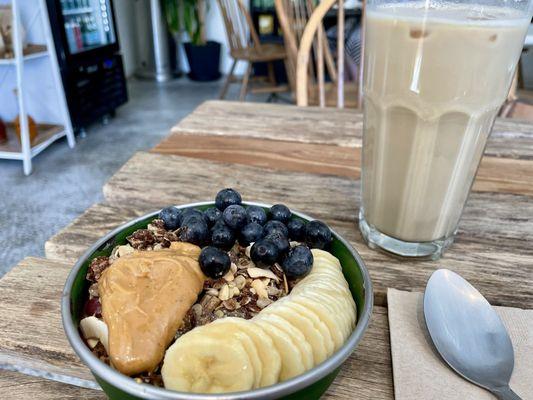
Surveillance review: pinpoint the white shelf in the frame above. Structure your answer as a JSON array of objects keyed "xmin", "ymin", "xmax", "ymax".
[
  {"xmin": 0, "ymin": 44, "xmax": 48, "ymax": 65},
  {"xmin": 62, "ymin": 7, "xmax": 92, "ymax": 16},
  {"xmin": 0, "ymin": 52, "xmax": 48, "ymax": 65},
  {"xmin": 0, "ymin": 0, "xmax": 75, "ymax": 175},
  {"xmin": 0, "ymin": 124, "xmax": 66, "ymax": 160}
]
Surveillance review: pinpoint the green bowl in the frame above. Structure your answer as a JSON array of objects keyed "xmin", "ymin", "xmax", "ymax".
[{"xmin": 62, "ymin": 201, "xmax": 373, "ymax": 399}]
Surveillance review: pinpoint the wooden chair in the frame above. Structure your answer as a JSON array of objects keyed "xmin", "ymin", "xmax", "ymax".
[
  {"xmin": 275, "ymin": 0, "xmax": 363, "ymax": 108},
  {"xmin": 217, "ymin": 0, "xmax": 290, "ymax": 101}
]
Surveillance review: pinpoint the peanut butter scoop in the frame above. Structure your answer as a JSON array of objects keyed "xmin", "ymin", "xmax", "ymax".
[{"xmin": 98, "ymin": 242, "xmax": 205, "ymax": 375}]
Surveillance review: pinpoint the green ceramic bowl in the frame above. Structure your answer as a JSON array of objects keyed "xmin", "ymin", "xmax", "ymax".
[{"xmin": 62, "ymin": 201, "xmax": 373, "ymax": 399}]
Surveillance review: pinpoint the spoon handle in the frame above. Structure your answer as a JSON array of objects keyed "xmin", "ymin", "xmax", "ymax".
[{"xmin": 492, "ymin": 386, "xmax": 522, "ymax": 400}]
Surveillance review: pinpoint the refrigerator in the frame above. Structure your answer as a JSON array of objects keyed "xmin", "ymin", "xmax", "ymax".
[{"xmin": 47, "ymin": 0, "xmax": 128, "ymax": 131}]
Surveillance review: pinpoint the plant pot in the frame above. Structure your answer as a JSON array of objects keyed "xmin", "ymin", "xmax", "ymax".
[{"xmin": 184, "ymin": 41, "xmax": 221, "ymax": 82}]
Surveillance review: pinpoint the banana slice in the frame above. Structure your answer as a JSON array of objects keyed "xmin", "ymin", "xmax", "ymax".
[
  {"xmin": 263, "ymin": 298, "xmax": 329, "ymax": 364},
  {"xmin": 300, "ymin": 281, "xmax": 356, "ymax": 325},
  {"xmin": 80, "ymin": 316, "xmax": 109, "ymax": 352},
  {"xmin": 312, "ymin": 257, "xmax": 342, "ymax": 272},
  {"xmin": 291, "ymin": 272, "xmax": 353, "ymax": 312},
  {"xmin": 254, "ymin": 313, "xmax": 314, "ymax": 371},
  {"xmin": 311, "ymin": 258, "xmax": 349, "ymax": 283},
  {"xmin": 290, "ymin": 295, "xmax": 346, "ymax": 349},
  {"xmin": 207, "ymin": 321, "xmax": 263, "ymax": 389},
  {"xmin": 211, "ymin": 317, "xmax": 281, "ymax": 388},
  {"xmin": 294, "ymin": 273, "xmax": 350, "ymax": 295},
  {"xmin": 307, "ymin": 260, "xmax": 346, "ymax": 279},
  {"xmin": 162, "ymin": 326, "xmax": 255, "ymax": 393},
  {"xmin": 295, "ymin": 276, "xmax": 353, "ymax": 305},
  {"xmin": 293, "ymin": 290, "xmax": 350, "ymax": 337},
  {"xmin": 282, "ymin": 301, "xmax": 335, "ymax": 357},
  {"xmin": 253, "ymin": 318, "xmax": 306, "ymax": 381},
  {"xmin": 308, "ymin": 290, "xmax": 354, "ymax": 336},
  {"xmin": 311, "ymin": 249, "xmax": 342, "ymax": 266}
]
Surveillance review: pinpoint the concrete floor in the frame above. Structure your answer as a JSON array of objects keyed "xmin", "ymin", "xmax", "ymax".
[{"xmin": 0, "ymin": 77, "xmax": 269, "ymax": 277}]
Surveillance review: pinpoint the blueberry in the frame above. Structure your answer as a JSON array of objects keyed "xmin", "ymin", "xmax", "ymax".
[
  {"xmin": 238, "ymin": 222, "xmax": 264, "ymax": 246},
  {"xmin": 223, "ymin": 204, "xmax": 247, "ymax": 230},
  {"xmin": 211, "ymin": 224, "xmax": 236, "ymax": 250},
  {"xmin": 263, "ymin": 220, "xmax": 289, "ymax": 238},
  {"xmin": 215, "ymin": 188, "xmax": 242, "ymax": 211},
  {"xmin": 199, "ymin": 246, "xmax": 231, "ymax": 279},
  {"xmin": 179, "ymin": 219, "xmax": 209, "ymax": 246},
  {"xmin": 269, "ymin": 204, "xmax": 292, "ymax": 224},
  {"xmin": 250, "ymin": 239, "xmax": 279, "ymax": 267},
  {"xmin": 246, "ymin": 205, "xmax": 267, "ymax": 226},
  {"xmin": 281, "ymin": 245, "xmax": 314, "ymax": 278},
  {"xmin": 212, "ymin": 218, "xmax": 228, "ymax": 231},
  {"xmin": 305, "ymin": 220, "xmax": 332, "ymax": 250},
  {"xmin": 287, "ymin": 218, "xmax": 306, "ymax": 241},
  {"xmin": 264, "ymin": 231, "xmax": 290, "ymax": 255},
  {"xmin": 203, "ymin": 207, "xmax": 222, "ymax": 227},
  {"xmin": 158, "ymin": 206, "xmax": 182, "ymax": 230},
  {"xmin": 181, "ymin": 209, "xmax": 205, "ymax": 226}
]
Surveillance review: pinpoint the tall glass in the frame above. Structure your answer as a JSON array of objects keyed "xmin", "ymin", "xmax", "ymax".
[{"xmin": 359, "ymin": 0, "xmax": 531, "ymax": 259}]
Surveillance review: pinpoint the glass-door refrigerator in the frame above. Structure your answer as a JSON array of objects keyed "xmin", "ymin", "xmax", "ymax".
[{"xmin": 47, "ymin": 0, "xmax": 127, "ymax": 131}]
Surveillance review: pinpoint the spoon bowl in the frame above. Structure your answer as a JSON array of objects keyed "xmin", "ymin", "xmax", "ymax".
[{"xmin": 423, "ymin": 269, "xmax": 521, "ymax": 400}]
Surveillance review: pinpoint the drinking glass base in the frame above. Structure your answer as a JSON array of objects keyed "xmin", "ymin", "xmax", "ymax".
[{"xmin": 358, "ymin": 211, "xmax": 455, "ymax": 260}]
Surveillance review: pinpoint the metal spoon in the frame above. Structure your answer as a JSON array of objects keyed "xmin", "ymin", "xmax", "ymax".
[{"xmin": 423, "ymin": 269, "xmax": 522, "ymax": 400}]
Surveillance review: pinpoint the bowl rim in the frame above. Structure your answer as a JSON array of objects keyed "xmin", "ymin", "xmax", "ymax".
[{"xmin": 62, "ymin": 201, "xmax": 374, "ymax": 399}]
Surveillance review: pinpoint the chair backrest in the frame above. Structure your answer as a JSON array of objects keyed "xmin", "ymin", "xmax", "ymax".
[
  {"xmin": 276, "ymin": 0, "xmax": 365, "ymax": 108},
  {"xmin": 217, "ymin": 0, "xmax": 262, "ymax": 53},
  {"xmin": 275, "ymin": 0, "xmax": 320, "ymax": 95}
]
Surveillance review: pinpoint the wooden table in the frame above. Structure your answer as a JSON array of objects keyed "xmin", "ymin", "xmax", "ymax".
[{"xmin": 1, "ymin": 100, "xmax": 532, "ymax": 399}]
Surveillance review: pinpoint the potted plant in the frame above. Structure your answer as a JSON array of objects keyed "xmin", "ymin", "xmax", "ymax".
[{"xmin": 163, "ymin": 0, "xmax": 221, "ymax": 81}]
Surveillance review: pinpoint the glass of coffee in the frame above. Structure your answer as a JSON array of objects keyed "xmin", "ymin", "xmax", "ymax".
[{"xmin": 359, "ymin": 0, "xmax": 531, "ymax": 259}]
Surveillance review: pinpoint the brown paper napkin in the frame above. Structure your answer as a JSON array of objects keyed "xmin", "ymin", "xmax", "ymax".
[{"xmin": 387, "ymin": 288, "xmax": 533, "ymax": 400}]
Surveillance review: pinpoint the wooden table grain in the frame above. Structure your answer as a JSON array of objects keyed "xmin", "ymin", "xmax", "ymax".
[
  {"xmin": 154, "ymin": 101, "xmax": 533, "ymax": 197},
  {"xmin": 0, "ymin": 370, "xmax": 105, "ymax": 400},
  {"xmin": 3, "ymin": 100, "xmax": 533, "ymax": 398}
]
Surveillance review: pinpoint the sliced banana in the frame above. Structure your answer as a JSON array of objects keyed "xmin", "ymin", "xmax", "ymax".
[
  {"xmin": 293, "ymin": 273, "xmax": 350, "ymax": 295},
  {"xmin": 293, "ymin": 291, "xmax": 350, "ymax": 338},
  {"xmin": 263, "ymin": 298, "xmax": 329, "ymax": 364},
  {"xmin": 311, "ymin": 249, "xmax": 342, "ymax": 266},
  {"xmin": 282, "ymin": 301, "xmax": 335, "ymax": 357},
  {"xmin": 312, "ymin": 257, "xmax": 342, "ymax": 272},
  {"xmin": 313, "ymin": 290, "xmax": 353, "ymax": 334},
  {"xmin": 207, "ymin": 321, "xmax": 263, "ymax": 389},
  {"xmin": 211, "ymin": 317, "xmax": 281, "ymax": 388},
  {"xmin": 300, "ymin": 281, "xmax": 356, "ymax": 325},
  {"xmin": 80, "ymin": 316, "xmax": 109, "ymax": 352},
  {"xmin": 253, "ymin": 318, "xmax": 306, "ymax": 381},
  {"xmin": 255, "ymin": 313, "xmax": 314, "ymax": 370},
  {"xmin": 290, "ymin": 296, "xmax": 345, "ymax": 349},
  {"xmin": 162, "ymin": 326, "xmax": 255, "ymax": 393},
  {"xmin": 295, "ymin": 277, "xmax": 353, "ymax": 305}
]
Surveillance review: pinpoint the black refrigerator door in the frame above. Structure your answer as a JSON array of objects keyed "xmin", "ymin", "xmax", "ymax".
[{"xmin": 51, "ymin": 0, "xmax": 120, "ymax": 62}]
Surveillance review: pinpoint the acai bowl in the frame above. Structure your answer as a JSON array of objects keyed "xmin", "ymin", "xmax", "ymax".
[{"xmin": 62, "ymin": 189, "xmax": 373, "ymax": 399}]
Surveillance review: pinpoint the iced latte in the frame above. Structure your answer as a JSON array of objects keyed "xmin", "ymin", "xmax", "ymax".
[{"xmin": 359, "ymin": 1, "xmax": 530, "ymax": 258}]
